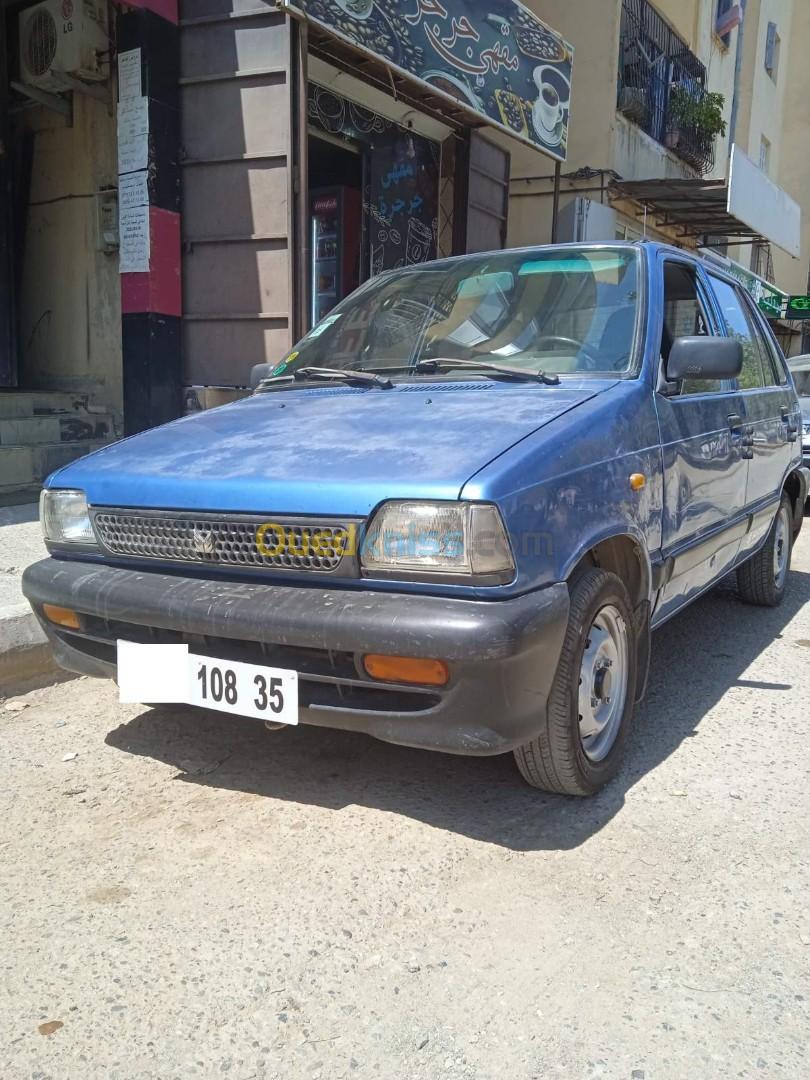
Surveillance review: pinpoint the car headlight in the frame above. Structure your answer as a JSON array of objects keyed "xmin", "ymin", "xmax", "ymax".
[
  {"xmin": 40, "ymin": 489, "xmax": 95, "ymax": 545},
  {"xmin": 361, "ymin": 501, "xmax": 515, "ymax": 583}
]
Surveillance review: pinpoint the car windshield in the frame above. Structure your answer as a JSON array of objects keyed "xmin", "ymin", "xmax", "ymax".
[{"xmin": 277, "ymin": 247, "xmax": 641, "ymax": 380}]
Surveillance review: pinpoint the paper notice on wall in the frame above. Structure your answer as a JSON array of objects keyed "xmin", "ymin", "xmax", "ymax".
[
  {"xmin": 118, "ymin": 131, "xmax": 148, "ymax": 176},
  {"xmin": 119, "ymin": 170, "xmax": 149, "ymax": 211},
  {"xmin": 118, "ymin": 95, "xmax": 149, "ymax": 176},
  {"xmin": 118, "ymin": 95, "xmax": 149, "ymax": 140},
  {"xmin": 119, "ymin": 204, "xmax": 151, "ymax": 274},
  {"xmin": 118, "ymin": 49, "xmax": 142, "ymax": 101}
]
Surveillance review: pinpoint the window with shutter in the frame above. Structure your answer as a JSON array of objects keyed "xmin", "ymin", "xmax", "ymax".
[
  {"xmin": 765, "ymin": 22, "xmax": 780, "ymax": 81},
  {"xmin": 716, "ymin": 0, "xmax": 735, "ymax": 46}
]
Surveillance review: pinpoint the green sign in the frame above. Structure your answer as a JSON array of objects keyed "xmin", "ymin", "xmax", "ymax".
[
  {"xmin": 282, "ymin": 0, "xmax": 574, "ymax": 160},
  {"xmin": 786, "ymin": 296, "xmax": 810, "ymax": 320},
  {"xmin": 722, "ymin": 261, "xmax": 788, "ymax": 319},
  {"xmin": 759, "ymin": 292, "xmax": 786, "ymax": 318}
]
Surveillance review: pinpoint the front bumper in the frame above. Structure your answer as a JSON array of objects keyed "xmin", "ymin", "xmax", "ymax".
[{"xmin": 22, "ymin": 559, "xmax": 570, "ymax": 756}]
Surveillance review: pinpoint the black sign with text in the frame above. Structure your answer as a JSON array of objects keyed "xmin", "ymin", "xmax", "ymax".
[{"xmin": 285, "ymin": 0, "xmax": 574, "ymax": 160}]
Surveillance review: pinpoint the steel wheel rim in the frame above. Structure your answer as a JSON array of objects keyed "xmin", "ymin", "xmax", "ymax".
[
  {"xmin": 578, "ymin": 604, "xmax": 630, "ymax": 763},
  {"xmin": 773, "ymin": 506, "xmax": 791, "ymax": 589}
]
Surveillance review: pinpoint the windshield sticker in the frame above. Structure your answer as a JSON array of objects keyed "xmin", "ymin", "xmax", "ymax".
[
  {"xmin": 518, "ymin": 256, "xmax": 627, "ymax": 276},
  {"xmin": 308, "ymin": 314, "xmax": 343, "ymax": 339},
  {"xmin": 271, "ymin": 351, "xmax": 298, "ymax": 376}
]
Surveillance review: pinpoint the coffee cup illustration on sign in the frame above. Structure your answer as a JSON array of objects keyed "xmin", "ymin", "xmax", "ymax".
[{"xmin": 531, "ymin": 65, "xmax": 570, "ymax": 147}]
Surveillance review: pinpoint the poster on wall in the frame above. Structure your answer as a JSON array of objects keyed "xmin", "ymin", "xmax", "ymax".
[
  {"xmin": 308, "ymin": 84, "xmax": 440, "ymax": 275},
  {"xmin": 283, "ymin": 0, "xmax": 574, "ymax": 161},
  {"xmin": 368, "ymin": 128, "xmax": 439, "ymax": 274}
]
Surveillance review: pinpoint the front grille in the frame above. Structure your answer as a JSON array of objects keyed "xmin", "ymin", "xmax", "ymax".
[{"xmin": 91, "ymin": 510, "xmax": 356, "ymax": 573}]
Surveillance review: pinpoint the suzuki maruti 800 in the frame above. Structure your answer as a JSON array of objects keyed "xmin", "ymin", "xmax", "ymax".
[{"xmin": 23, "ymin": 243, "xmax": 808, "ymax": 795}]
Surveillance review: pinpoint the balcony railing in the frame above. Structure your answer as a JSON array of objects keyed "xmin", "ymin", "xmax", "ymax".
[{"xmin": 618, "ymin": 0, "xmax": 715, "ymax": 175}]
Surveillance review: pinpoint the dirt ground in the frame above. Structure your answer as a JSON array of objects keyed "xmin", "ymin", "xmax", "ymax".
[{"xmin": 2, "ymin": 533, "xmax": 809, "ymax": 1080}]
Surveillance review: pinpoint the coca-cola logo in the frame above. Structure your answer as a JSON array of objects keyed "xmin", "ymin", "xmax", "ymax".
[{"xmin": 313, "ymin": 197, "xmax": 337, "ymax": 214}]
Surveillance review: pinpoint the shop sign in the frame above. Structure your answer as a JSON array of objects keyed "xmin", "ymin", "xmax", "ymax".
[
  {"xmin": 282, "ymin": 0, "xmax": 574, "ymax": 161},
  {"xmin": 785, "ymin": 296, "xmax": 810, "ymax": 320},
  {"xmin": 721, "ymin": 260, "xmax": 788, "ymax": 319}
]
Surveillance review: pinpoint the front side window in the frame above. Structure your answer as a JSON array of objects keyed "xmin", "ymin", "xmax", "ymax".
[
  {"xmin": 709, "ymin": 277, "xmax": 772, "ymax": 389},
  {"xmin": 661, "ymin": 262, "xmax": 717, "ymax": 395},
  {"xmin": 280, "ymin": 247, "xmax": 642, "ymax": 380}
]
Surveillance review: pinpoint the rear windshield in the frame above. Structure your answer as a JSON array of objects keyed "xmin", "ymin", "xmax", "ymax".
[{"xmin": 278, "ymin": 247, "xmax": 641, "ymax": 380}]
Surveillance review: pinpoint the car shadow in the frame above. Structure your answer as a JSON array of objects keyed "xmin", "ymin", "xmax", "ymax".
[{"xmin": 105, "ymin": 570, "xmax": 810, "ymax": 852}]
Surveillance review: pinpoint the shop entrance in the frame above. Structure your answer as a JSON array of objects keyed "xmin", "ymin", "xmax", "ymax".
[
  {"xmin": 306, "ymin": 84, "xmax": 441, "ymax": 327},
  {"xmin": 308, "ymin": 133, "xmax": 363, "ymax": 325}
]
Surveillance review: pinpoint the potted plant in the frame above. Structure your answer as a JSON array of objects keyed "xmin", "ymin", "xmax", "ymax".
[
  {"xmin": 666, "ymin": 86, "xmax": 727, "ymax": 152},
  {"xmin": 618, "ymin": 84, "xmax": 649, "ymax": 124}
]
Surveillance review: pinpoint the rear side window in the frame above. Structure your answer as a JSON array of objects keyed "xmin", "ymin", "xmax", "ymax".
[
  {"xmin": 753, "ymin": 313, "xmax": 789, "ymax": 385},
  {"xmin": 739, "ymin": 290, "xmax": 787, "ymax": 385},
  {"xmin": 709, "ymin": 277, "xmax": 775, "ymax": 389}
]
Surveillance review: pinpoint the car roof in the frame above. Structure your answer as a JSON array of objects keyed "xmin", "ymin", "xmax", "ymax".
[{"xmin": 390, "ymin": 240, "xmax": 737, "ymax": 282}]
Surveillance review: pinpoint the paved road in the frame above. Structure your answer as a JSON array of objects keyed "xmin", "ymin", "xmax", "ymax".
[{"xmin": 2, "ymin": 532, "xmax": 809, "ymax": 1080}]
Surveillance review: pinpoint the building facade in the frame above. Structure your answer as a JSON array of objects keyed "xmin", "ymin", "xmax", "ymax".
[{"xmin": 510, "ymin": 0, "xmax": 808, "ymax": 353}]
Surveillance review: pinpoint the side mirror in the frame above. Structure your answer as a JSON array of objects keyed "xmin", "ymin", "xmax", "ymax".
[
  {"xmin": 666, "ymin": 336, "xmax": 743, "ymax": 383},
  {"xmin": 250, "ymin": 363, "xmax": 275, "ymax": 390}
]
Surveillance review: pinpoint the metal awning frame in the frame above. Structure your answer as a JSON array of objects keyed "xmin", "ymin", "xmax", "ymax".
[{"xmin": 609, "ymin": 177, "xmax": 769, "ymax": 243}]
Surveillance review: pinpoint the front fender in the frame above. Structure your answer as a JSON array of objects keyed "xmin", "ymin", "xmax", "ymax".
[{"xmin": 559, "ymin": 522, "xmax": 653, "ymax": 597}]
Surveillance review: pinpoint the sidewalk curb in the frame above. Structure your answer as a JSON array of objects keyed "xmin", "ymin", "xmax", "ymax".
[{"xmin": 0, "ymin": 606, "xmax": 59, "ymax": 695}]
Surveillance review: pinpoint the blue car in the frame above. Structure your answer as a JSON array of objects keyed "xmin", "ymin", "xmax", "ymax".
[{"xmin": 23, "ymin": 243, "xmax": 808, "ymax": 796}]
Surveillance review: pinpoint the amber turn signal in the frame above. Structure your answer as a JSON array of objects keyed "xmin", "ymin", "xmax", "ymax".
[
  {"xmin": 629, "ymin": 473, "xmax": 646, "ymax": 491},
  {"xmin": 42, "ymin": 604, "xmax": 81, "ymax": 630},
  {"xmin": 363, "ymin": 654, "xmax": 450, "ymax": 687}
]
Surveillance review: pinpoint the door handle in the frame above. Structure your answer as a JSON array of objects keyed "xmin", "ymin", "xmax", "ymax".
[{"xmin": 781, "ymin": 407, "xmax": 799, "ymax": 442}]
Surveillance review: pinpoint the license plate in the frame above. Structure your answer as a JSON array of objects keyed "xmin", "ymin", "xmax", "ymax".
[{"xmin": 117, "ymin": 641, "xmax": 299, "ymax": 725}]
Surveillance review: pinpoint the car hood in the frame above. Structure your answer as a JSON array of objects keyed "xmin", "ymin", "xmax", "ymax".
[{"xmin": 49, "ymin": 381, "xmax": 608, "ymax": 516}]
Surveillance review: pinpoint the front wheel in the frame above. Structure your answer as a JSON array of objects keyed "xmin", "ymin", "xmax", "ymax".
[
  {"xmin": 514, "ymin": 568, "xmax": 637, "ymax": 796},
  {"xmin": 737, "ymin": 495, "xmax": 793, "ymax": 608}
]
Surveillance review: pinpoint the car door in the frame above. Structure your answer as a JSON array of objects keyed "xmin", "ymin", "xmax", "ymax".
[
  {"xmin": 706, "ymin": 275, "xmax": 797, "ymax": 553},
  {"xmin": 653, "ymin": 258, "xmax": 748, "ymax": 625}
]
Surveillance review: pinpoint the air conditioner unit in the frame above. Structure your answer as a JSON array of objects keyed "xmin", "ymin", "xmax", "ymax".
[{"xmin": 19, "ymin": 0, "xmax": 109, "ymax": 94}]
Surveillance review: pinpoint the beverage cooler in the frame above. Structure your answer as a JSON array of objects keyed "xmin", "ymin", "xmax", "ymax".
[{"xmin": 310, "ymin": 187, "xmax": 362, "ymax": 326}]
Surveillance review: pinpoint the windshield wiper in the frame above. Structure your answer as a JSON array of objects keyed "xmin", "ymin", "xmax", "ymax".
[
  {"xmin": 413, "ymin": 358, "xmax": 560, "ymax": 385},
  {"xmin": 257, "ymin": 366, "xmax": 393, "ymax": 392}
]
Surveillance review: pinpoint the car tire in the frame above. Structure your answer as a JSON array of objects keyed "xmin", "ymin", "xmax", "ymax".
[
  {"xmin": 513, "ymin": 568, "xmax": 637, "ymax": 797},
  {"xmin": 736, "ymin": 495, "xmax": 793, "ymax": 608}
]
